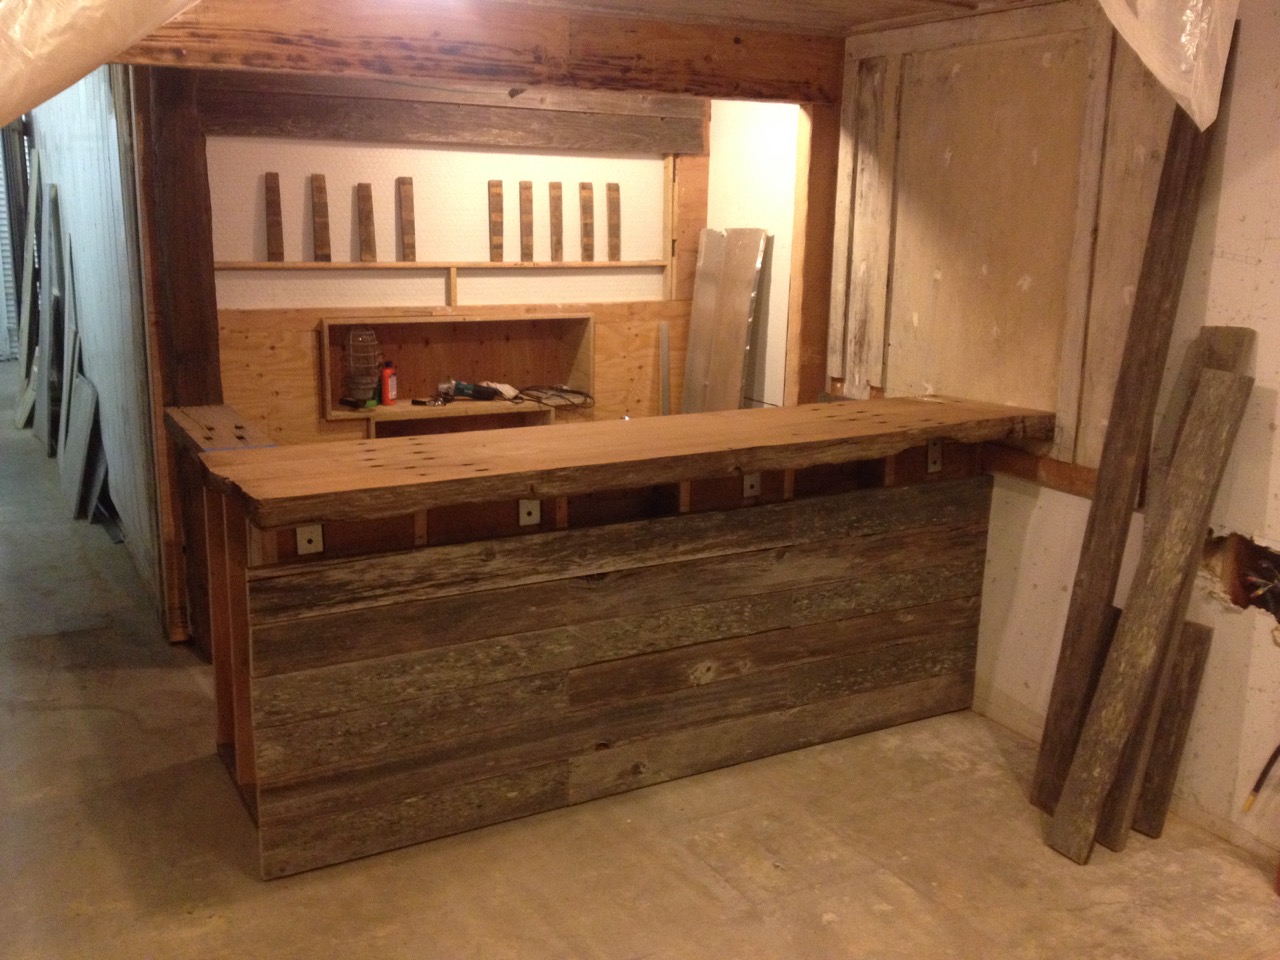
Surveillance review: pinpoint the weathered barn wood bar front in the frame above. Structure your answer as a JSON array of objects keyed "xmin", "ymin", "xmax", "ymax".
[{"xmin": 185, "ymin": 398, "xmax": 1053, "ymax": 877}]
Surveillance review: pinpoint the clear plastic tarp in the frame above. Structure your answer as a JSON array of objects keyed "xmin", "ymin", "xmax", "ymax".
[
  {"xmin": 1098, "ymin": 0, "xmax": 1237, "ymax": 129},
  {"xmin": 1, "ymin": 0, "xmax": 196, "ymax": 126}
]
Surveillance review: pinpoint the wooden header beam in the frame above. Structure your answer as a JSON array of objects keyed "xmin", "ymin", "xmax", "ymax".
[{"xmin": 118, "ymin": 0, "xmax": 844, "ymax": 104}]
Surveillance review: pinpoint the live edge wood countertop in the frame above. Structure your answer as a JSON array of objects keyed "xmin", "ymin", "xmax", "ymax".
[{"xmin": 196, "ymin": 397, "xmax": 1055, "ymax": 529}]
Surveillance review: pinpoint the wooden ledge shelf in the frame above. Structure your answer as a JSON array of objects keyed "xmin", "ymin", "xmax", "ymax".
[
  {"xmin": 214, "ymin": 259, "xmax": 667, "ymax": 271},
  {"xmin": 201, "ymin": 396, "xmax": 1055, "ymax": 529}
]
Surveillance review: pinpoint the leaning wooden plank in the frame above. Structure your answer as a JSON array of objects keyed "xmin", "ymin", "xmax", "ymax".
[
  {"xmin": 1132, "ymin": 621, "xmax": 1213, "ymax": 838},
  {"xmin": 310, "ymin": 174, "xmax": 331, "ymax": 262},
  {"xmin": 15, "ymin": 148, "xmax": 40, "ymax": 387},
  {"xmin": 55, "ymin": 235, "xmax": 80, "ymax": 465},
  {"xmin": 1095, "ymin": 326, "xmax": 1254, "ymax": 849},
  {"xmin": 396, "ymin": 176, "xmax": 415, "ymax": 261},
  {"xmin": 1147, "ymin": 326, "xmax": 1255, "ymax": 520},
  {"xmin": 681, "ymin": 228, "xmax": 726, "ymax": 413},
  {"xmin": 703, "ymin": 228, "xmax": 767, "ymax": 412},
  {"xmin": 356, "ymin": 183, "xmax": 376, "ymax": 262},
  {"xmin": 1030, "ymin": 106, "xmax": 1219, "ymax": 813},
  {"xmin": 1048, "ymin": 369, "xmax": 1252, "ymax": 863},
  {"xmin": 264, "ymin": 172, "xmax": 284, "ymax": 261},
  {"xmin": 826, "ymin": 49, "xmax": 860, "ymax": 383},
  {"xmin": 14, "ymin": 347, "xmax": 38, "ymax": 429},
  {"xmin": 33, "ymin": 184, "xmax": 62, "ymax": 455},
  {"xmin": 59, "ymin": 374, "xmax": 98, "ymax": 517}
]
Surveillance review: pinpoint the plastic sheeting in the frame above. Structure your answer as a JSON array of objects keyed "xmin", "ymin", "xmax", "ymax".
[
  {"xmin": 1098, "ymin": 0, "xmax": 1237, "ymax": 130},
  {"xmin": 0, "ymin": 0, "xmax": 196, "ymax": 127}
]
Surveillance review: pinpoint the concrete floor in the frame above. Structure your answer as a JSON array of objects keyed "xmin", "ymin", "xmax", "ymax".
[{"xmin": 2, "ymin": 360, "xmax": 1279, "ymax": 959}]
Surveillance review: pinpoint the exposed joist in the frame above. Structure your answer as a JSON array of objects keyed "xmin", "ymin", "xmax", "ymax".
[{"xmin": 118, "ymin": 0, "xmax": 844, "ymax": 103}]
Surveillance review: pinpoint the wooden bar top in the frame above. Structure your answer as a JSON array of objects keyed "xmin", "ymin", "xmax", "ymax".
[{"xmin": 195, "ymin": 397, "xmax": 1054, "ymax": 528}]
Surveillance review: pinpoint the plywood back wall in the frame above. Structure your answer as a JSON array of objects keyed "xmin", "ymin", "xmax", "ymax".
[
  {"xmin": 220, "ymin": 301, "xmax": 692, "ymax": 444},
  {"xmin": 207, "ymin": 137, "xmax": 667, "ymax": 309}
]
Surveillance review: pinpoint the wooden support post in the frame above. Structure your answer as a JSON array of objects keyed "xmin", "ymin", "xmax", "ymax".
[
  {"xmin": 1030, "ymin": 106, "xmax": 1219, "ymax": 813},
  {"xmin": 488, "ymin": 179, "xmax": 504, "ymax": 262},
  {"xmin": 519, "ymin": 180, "xmax": 534, "ymax": 262},
  {"xmin": 1048, "ymin": 370, "xmax": 1252, "ymax": 863},
  {"xmin": 311, "ymin": 174, "xmax": 331, "ymax": 262},
  {"xmin": 356, "ymin": 182, "xmax": 376, "ymax": 262},
  {"xmin": 264, "ymin": 171, "xmax": 284, "ymax": 262},
  {"xmin": 396, "ymin": 176, "xmax": 416, "ymax": 262},
  {"xmin": 548, "ymin": 181, "xmax": 564, "ymax": 262},
  {"xmin": 579, "ymin": 182, "xmax": 595, "ymax": 262}
]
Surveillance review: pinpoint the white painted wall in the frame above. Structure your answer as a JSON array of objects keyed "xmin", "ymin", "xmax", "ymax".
[
  {"xmin": 30, "ymin": 68, "xmax": 157, "ymax": 599},
  {"xmin": 207, "ymin": 138, "xmax": 667, "ymax": 309},
  {"xmin": 977, "ymin": 0, "xmax": 1280, "ymax": 857},
  {"xmin": 706, "ymin": 100, "xmax": 799, "ymax": 409}
]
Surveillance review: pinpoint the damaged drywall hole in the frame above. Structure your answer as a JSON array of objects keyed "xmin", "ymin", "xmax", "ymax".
[{"xmin": 1204, "ymin": 533, "xmax": 1280, "ymax": 627}]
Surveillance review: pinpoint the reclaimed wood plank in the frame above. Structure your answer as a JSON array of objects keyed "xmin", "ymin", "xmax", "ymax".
[
  {"xmin": 226, "ymin": 496, "xmax": 257, "ymax": 787},
  {"xmin": 249, "ymin": 477, "xmax": 992, "ymax": 620},
  {"xmin": 396, "ymin": 176, "xmax": 415, "ymax": 261},
  {"xmin": 254, "ymin": 587, "xmax": 982, "ymax": 730},
  {"xmin": 257, "ymin": 669, "xmax": 972, "ymax": 878},
  {"xmin": 548, "ymin": 181, "xmax": 564, "ymax": 262},
  {"xmin": 200, "ymin": 398, "xmax": 1053, "ymax": 527},
  {"xmin": 606, "ymin": 182, "xmax": 621, "ymax": 262},
  {"xmin": 1048, "ymin": 369, "xmax": 1252, "ymax": 863},
  {"xmin": 1030, "ymin": 106, "xmax": 1219, "ymax": 813},
  {"xmin": 356, "ymin": 183, "xmax": 376, "ymax": 262},
  {"xmin": 487, "ymin": 179, "xmax": 503, "ymax": 262},
  {"xmin": 310, "ymin": 174, "xmax": 331, "ymax": 262},
  {"xmin": 264, "ymin": 172, "xmax": 284, "ymax": 262},
  {"xmin": 199, "ymin": 88, "xmax": 706, "ymax": 154},
  {"xmin": 255, "ymin": 620, "xmax": 975, "ymax": 787},
  {"xmin": 1132, "ymin": 621, "xmax": 1214, "ymax": 838},
  {"xmin": 1094, "ymin": 327, "xmax": 1255, "ymax": 849},
  {"xmin": 252, "ymin": 517, "xmax": 987, "ymax": 678},
  {"xmin": 579, "ymin": 182, "xmax": 595, "ymax": 262},
  {"xmin": 206, "ymin": 489, "xmax": 235, "ymax": 750},
  {"xmin": 850, "ymin": 54, "xmax": 901, "ymax": 395},
  {"xmin": 519, "ymin": 180, "xmax": 534, "ymax": 262},
  {"xmin": 260, "ymin": 763, "xmax": 570, "ymax": 879}
]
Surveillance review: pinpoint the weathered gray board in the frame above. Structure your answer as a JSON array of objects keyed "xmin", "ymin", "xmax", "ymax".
[
  {"xmin": 247, "ymin": 475, "xmax": 993, "ymax": 877},
  {"xmin": 1048, "ymin": 369, "xmax": 1253, "ymax": 863},
  {"xmin": 681, "ymin": 228, "xmax": 767, "ymax": 413}
]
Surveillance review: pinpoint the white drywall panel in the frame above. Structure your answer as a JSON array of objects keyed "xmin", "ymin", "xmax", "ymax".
[{"xmin": 706, "ymin": 100, "xmax": 799, "ymax": 409}]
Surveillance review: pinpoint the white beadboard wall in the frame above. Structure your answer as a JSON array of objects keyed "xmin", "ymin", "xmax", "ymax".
[
  {"xmin": 976, "ymin": 0, "xmax": 1280, "ymax": 858},
  {"xmin": 206, "ymin": 137, "xmax": 668, "ymax": 309},
  {"xmin": 29, "ymin": 67, "xmax": 158, "ymax": 600}
]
